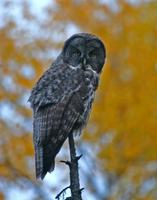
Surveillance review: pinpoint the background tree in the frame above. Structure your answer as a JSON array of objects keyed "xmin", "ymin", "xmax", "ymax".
[{"xmin": 0, "ymin": 0, "xmax": 157, "ymax": 199}]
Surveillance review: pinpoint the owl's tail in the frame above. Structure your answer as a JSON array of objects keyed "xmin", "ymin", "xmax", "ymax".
[{"xmin": 35, "ymin": 146, "xmax": 55, "ymax": 179}]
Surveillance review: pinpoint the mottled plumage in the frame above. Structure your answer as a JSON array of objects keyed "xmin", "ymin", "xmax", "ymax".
[{"xmin": 28, "ymin": 33, "xmax": 106, "ymax": 179}]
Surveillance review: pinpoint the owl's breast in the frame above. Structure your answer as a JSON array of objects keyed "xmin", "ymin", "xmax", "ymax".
[
  {"xmin": 74, "ymin": 80, "xmax": 95, "ymax": 135},
  {"xmin": 82, "ymin": 83, "xmax": 95, "ymax": 122}
]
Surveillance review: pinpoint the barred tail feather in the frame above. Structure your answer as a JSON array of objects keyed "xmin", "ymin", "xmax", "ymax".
[
  {"xmin": 42, "ymin": 146, "xmax": 55, "ymax": 179},
  {"xmin": 35, "ymin": 146, "xmax": 55, "ymax": 179},
  {"xmin": 35, "ymin": 146, "xmax": 43, "ymax": 179}
]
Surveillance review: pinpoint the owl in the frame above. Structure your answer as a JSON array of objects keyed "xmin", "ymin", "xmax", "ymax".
[{"xmin": 28, "ymin": 33, "xmax": 106, "ymax": 179}]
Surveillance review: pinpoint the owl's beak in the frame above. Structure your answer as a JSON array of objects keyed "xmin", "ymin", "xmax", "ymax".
[
  {"xmin": 81, "ymin": 58, "xmax": 86, "ymax": 70},
  {"xmin": 83, "ymin": 58, "xmax": 86, "ymax": 66}
]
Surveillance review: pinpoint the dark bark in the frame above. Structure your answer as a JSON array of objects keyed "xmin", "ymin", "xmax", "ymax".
[
  {"xmin": 56, "ymin": 132, "xmax": 83, "ymax": 200},
  {"xmin": 68, "ymin": 133, "xmax": 83, "ymax": 200}
]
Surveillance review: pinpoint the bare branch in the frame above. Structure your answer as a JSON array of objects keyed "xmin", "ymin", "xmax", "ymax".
[
  {"xmin": 55, "ymin": 186, "xmax": 70, "ymax": 200},
  {"xmin": 68, "ymin": 133, "xmax": 83, "ymax": 200}
]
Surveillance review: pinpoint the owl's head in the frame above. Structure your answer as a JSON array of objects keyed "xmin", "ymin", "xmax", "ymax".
[{"xmin": 62, "ymin": 33, "xmax": 106, "ymax": 73}]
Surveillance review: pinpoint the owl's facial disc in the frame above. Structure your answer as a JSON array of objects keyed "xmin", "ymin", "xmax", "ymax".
[
  {"xmin": 63, "ymin": 34, "xmax": 106, "ymax": 73},
  {"xmin": 63, "ymin": 37, "xmax": 85, "ymax": 67},
  {"xmin": 85, "ymin": 39, "xmax": 105, "ymax": 73}
]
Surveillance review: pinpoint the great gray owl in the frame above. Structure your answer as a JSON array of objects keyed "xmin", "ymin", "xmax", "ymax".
[{"xmin": 28, "ymin": 33, "xmax": 106, "ymax": 179}]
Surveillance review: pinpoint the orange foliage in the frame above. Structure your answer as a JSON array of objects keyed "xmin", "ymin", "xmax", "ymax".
[{"xmin": 0, "ymin": 0, "xmax": 157, "ymax": 199}]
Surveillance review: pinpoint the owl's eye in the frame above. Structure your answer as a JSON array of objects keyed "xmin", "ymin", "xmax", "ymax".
[
  {"xmin": 72, "ymin": 48, "xmax": 81, "ymax": 57},
  {"xmin": 88, "ymin": 49, "xmax": 98, "ymax": 58}
]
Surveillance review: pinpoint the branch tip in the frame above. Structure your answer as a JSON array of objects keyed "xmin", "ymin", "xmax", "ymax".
[
  {"xmin": 55, "ymin": 186, "xmax": 70, "ymax": 199},
  {"xmin": 60, "ymin": 160, "xmax": 71, "ymax": 166},
  {"xmin": 79, "ymin": 188, "xmax": 84, "ymax": 193},
  {"xmin": 76, "ymin": 154, "xmax": 83, "ymax": 161}
]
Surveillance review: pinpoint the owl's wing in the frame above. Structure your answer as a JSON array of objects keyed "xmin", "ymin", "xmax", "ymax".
[
  {"xmin": 28, "ymin": 64, "xmax": 85, "ymax": 179},
  {"xmin": 28, "ymin": 63, "xmax": 82, "ymax": 109},
  {"xmin": 33, "ymin": 92, "xmax": 84, "ymax": 179}
]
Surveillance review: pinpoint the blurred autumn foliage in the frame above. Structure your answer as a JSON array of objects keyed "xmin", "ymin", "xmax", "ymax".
[{"xmin": 0, "ymin": 0, "xmax": 157, "ymax": 199}]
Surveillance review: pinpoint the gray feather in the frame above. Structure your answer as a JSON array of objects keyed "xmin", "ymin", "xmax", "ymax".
[{"xmin": 28, "ymin": 33, "xmax": 106, "ymax": 179}]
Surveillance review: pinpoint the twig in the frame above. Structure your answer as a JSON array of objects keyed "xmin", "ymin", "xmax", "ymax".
[
  {"xmin": 58, "ymin": 133, "xmax": 83, "ymax": 200},
  {"xmin": 60, "ymin": 160, "xmax": 71, "ymax": 166},
  {"xmin": 68, "ymin": 132, "xmax": 83, "ymax": 200},
  {"xmin": 55, "ymin": 186, "xmax": 70, "ymax": 200}
]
